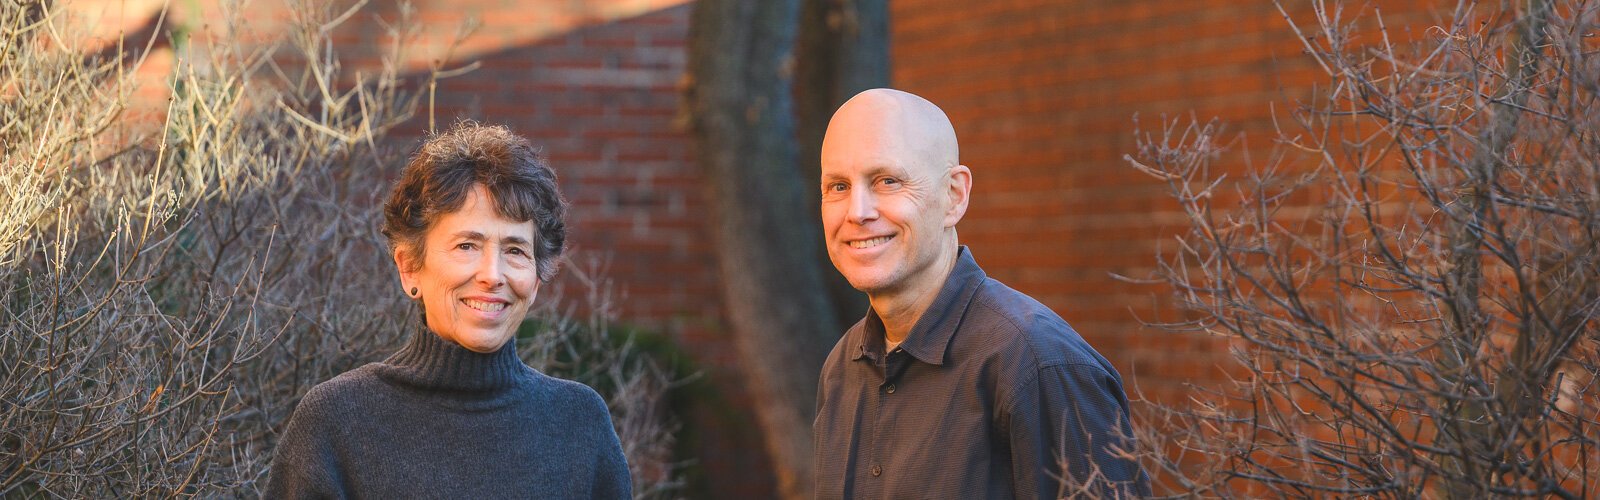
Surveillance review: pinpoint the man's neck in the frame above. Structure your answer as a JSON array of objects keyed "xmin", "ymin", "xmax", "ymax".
[{"xmin": 870, "ymin": 242, "xmax": 960, "ymax": 344}]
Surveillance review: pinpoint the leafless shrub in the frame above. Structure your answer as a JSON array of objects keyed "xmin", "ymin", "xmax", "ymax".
[
  {"xmin": 0, "ymin": 1, "xmax": 684, "ymax": 497},
  {"xmin": 1124, "ymin": 1, "xmax": 1600, "ymax": 497},
  {"xmin": 524, "ymin": 258, "xmax": 692, "ymax": 500}
]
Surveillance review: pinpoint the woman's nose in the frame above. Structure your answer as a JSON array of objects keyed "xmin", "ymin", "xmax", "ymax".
[{"xmin": 476, "ymin": 252, "xmax": 507, "ymax": 287}]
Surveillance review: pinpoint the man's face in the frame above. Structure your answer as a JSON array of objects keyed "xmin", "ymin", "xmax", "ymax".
[{"xmin": 820, "ymin": 122, "xmax": 954, "ymax": 297}]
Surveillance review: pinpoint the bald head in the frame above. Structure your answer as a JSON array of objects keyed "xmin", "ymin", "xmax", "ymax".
[
  {"xmin": 819, "ymin": 88, "xmax": 972, "ymax": 306},
  {"xmin": 823, "ymin": 89, "xmax": 959, "ymax": 174}
]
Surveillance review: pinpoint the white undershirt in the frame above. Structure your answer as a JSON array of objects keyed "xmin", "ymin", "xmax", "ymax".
[{"xmin": 885, "ymin": 336, "xmax": 903, "ymax": 354}]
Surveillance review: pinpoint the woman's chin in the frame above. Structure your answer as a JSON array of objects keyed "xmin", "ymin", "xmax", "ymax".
[
  {"xmin": 436, "ymin": 329, "xmax": 512, "ymax": 353},
  {"xmin": 459, "ymin": 335, "xmax": 510, "ymax": 353}
]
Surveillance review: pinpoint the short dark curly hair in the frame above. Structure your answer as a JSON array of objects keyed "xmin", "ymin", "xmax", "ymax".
[{"xmin": 382, "ymin": 121, "xmax": 568, "ymax": 282}]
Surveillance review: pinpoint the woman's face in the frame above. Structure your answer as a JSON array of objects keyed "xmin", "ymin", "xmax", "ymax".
[{"xmin": 396, "ymin": 185, "xmax": 541, "ymax": 353}]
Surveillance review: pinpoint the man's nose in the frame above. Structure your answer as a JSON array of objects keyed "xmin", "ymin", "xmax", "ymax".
[{"xmin": 846, "ymin": 189, "xmax": 878, "ymax": 224}]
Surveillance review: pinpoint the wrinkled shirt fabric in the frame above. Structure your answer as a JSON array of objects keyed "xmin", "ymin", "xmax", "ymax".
[{"xmin": 814, "ymin": 247, "xmax": 1150, "ymax": 499}]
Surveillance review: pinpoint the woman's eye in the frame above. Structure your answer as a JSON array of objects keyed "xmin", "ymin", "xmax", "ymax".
[
  {"xmin": 456, "ymin": 242, "xmax": 476, "ymax": 251},
  {"xmin": 508, "ymin": 247, "xmax": 527, "ymax": 256}
]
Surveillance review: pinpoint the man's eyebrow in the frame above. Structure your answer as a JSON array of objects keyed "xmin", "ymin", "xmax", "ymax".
[
  {"xmin": 868, "ymin": 165, "xmax": 903, "ymax": 176},
  {"xmin": 822, "ymin": 165, "xmax": 904, "ymax": 180}
]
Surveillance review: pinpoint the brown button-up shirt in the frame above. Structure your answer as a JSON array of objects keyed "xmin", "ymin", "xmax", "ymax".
[{"xmin": 814, "ymin": 247, "xmax": 1149, "ymax": 499}]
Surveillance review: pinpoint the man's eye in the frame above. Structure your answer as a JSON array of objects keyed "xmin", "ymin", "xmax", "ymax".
[
  {"xmin": 878, "ymin": 177, "xmax": 899, "ymax": 186},
  {"xmin": 827, "ymin": 182, "xmax": 847, "ymax": 192}
]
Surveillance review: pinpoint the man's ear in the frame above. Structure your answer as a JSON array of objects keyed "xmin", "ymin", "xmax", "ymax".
[
  {"xmin": 944, "ymin": 164, "xmax": 972, "ymax": 227},
  {"xmin": 393, "ymin": 247, "xmax": 418, "ymax": 296}
]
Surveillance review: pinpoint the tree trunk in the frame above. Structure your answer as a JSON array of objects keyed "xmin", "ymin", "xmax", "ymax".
[
  {"xmin": 686, "ymin": 1, "xmax": 841, "ymax": 498},
  {"xmin": 795, "ymin": 0, "xmax": 889, "ymax": 328},
  {"xmin": 1437, "ymin": 1, "xmax": 1553, "ymax": 496}
]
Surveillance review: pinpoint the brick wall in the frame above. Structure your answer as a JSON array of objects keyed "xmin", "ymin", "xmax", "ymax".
[
  {"xmin": 890, "ymin": 0, "xmax": 1437, "ymax": 403},
  {"xmin": 95, "ymin": 0, "xmax": 770, "ymax": 496},
  {"xmin": 92, "ymin": 0, "xmax": 1452, "ymax": 495},
  {"xmin": 350, "ymin": 3, "xmax": 775, "ymax": 497},
  {"xmin": 890, "ymin": 0, "xmax": 1287, "ymax": 404}
]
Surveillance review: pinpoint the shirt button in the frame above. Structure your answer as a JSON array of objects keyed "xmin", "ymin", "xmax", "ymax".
[
  {"xmin": 871, "ymin": 465, "xmax": 883, "ymax": 477},
  {"xmin": 885, "ymin": 383, "xmax": 897, "ymax": 394}
]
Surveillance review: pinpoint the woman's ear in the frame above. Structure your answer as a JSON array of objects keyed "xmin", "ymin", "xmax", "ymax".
[{"xmin": 393, "ymin": 247, "xmax": 418, "ymax": 297}]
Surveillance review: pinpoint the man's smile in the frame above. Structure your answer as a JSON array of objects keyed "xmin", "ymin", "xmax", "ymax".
[{"xmin": 847, "ymin": 235, "xmax": 895, "ymax": 249}]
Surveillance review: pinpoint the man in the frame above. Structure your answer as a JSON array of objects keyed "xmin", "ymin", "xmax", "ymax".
[{"xmin": 813, "ymin": 88, "xmax": 1149, "ymax": 499}]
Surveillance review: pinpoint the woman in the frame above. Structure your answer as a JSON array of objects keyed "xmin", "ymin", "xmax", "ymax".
[{"xmin": 266, "ymin": 122, "xmax": 630, "ymax": 498}]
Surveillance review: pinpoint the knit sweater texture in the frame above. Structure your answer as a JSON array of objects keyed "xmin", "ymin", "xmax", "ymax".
[{"xmin": 264, "ymin": 329, "xmax": 631, "ymax": 499}]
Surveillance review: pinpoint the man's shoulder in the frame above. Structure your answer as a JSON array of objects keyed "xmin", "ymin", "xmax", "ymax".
[
  {"xmin": 821, "ymin": 317, "xmax": 867, "ymax": 369},
  {"xmin": 967, "ymin": 277, "xmax": 1109, "ymax": 371}
]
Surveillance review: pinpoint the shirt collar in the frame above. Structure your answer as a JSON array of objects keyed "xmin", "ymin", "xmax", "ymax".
[{"xmin": 849, "ymin": 246, "xmax": 986, "ymax": 366}]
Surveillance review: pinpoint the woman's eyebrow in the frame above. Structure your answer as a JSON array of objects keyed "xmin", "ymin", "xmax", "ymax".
[
  {"xmin": 451, "ymin": 231, "xmax": 531, "ymax": 246},
  {"xmin": 502, "ymin": 235, "xmax": 532, "ymax": 246}
]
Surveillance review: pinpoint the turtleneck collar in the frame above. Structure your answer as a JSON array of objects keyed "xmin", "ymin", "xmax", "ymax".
[{"xmin": 376, "ymin": 328, "xmax": 527, "ymax": 394}]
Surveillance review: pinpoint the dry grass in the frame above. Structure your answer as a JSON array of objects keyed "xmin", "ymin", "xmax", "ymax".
[{"xmin": 0, "ymin": 1, "xmax": 684, "ymax": 497}]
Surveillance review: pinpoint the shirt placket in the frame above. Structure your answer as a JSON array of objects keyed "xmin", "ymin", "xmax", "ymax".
[{"xmin": 867, "ymin": 350, "xmax": 912, "ymax": 497}]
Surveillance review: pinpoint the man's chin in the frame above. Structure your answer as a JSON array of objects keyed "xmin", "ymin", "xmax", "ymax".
[{"xmin": 843, "ymin": 273, "xmax": 895, "ymax": 296}]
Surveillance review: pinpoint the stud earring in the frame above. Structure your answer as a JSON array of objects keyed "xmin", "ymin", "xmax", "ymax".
[{"xmin": 410, "ymin": 287, "xmax": 419, "ymax": 297}]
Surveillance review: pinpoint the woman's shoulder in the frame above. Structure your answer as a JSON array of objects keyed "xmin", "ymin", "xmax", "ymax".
[
  {"xmin": 521, "ymin": 370, "xmax": 610, "ymax": 417},
  {"xmin": 290, "ymin": 364, "xmax": 390, "ymax": 420}
]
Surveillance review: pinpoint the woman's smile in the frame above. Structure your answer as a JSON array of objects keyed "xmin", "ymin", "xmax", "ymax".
[
  {"xmin": 461, "ymin": 296, "xmax": 508, "ymax": 313},
  {"xmin": 400, "ymin": 185, "xmax": 542, "ymax": 353}
]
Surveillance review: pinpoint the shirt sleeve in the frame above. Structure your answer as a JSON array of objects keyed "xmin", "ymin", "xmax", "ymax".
[
  {"xmin": 264, "ymin": 395, "xmax": 347, "ymax": 500},
  {"xmin": 1003, "ymin": 363, "xmax": 1150, "ymax": 499}
]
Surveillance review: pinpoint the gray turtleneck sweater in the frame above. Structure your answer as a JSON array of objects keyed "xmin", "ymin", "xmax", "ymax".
[{"xmin": 264, "ymin": 330, "xmax": 631, "ymax": 499}]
